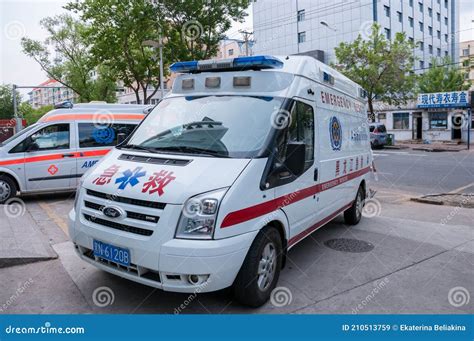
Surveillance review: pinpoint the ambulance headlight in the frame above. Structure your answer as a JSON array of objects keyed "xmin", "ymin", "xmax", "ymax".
[
  {"xmin": 74, "ymin": 178, "xmax": 85, "ymax": 211},
  {"xmin": 176, "ymin": 188, "xmax": 228, "ymax": 240}
]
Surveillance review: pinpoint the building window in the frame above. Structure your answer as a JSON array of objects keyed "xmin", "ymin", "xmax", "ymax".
[
  {"xmin": 445, "ymin": 51, "xmax": 449, "ymax": 57},
  {"xmin": 463, "ymin": 59, "xmax": 470, "ymax": 67},
  {"xmin": 437, "ymin": 30, "xmax": 441, "ymax": 39},
  {"xmin": 437, "ymin": 12, "xmax": 440, "ymax": 21},
  {"xmin": 409, "ymin": 17, "xmax": 414, "ymax": 27},
  {"xmin": 462, "ymin": 48, "xmax": 470, "ymax": 56},
  {"xmin": 298, "ymin": 31, "xmax": 306, "ymax": 43},
  {"xmin": 393, "ymin": 113, "xmax": 410, "ymax": 130},
  {"xmin": 397, "ymin": 11, "xmax": 402, "ymax": 22},
  {"xmin": 428, "ymin": 26, "xmax": 433, "ymax": 36},
  {"xmin": 429, "ymin": 63, "xmax": 433, "ymax": 68},
  {"xmin": 445, "ymin": 34, "xmax": 448, "ymax": 42},
  {"xmin": 430, "ymin": 112, "xmax": 448, "ymax": 129},
  {"xmin": 409, "ymin": 0, "xmax": 413, "ymax": 7},
  {"xmin": 444, "ymin": 0, "xmax": 448, "ymax": 9},
  {"xmin": 419, "ymin": 42, "xmax": 424, "ymax": 51},
  {"xmin": 384, "ymin": 5, "xmax": 390, "ymax": 17},
  {"xmin": 409, "ymin": 37, "xmax": 414, "ymax": 44},
  {"xmin": 428, "ymin": 7, "xmax": 432, "ymax": 17},
  {"xmin": 429, "ymin": 44, "xmax": 433, "ymax": 54},
  {"xmin": 418, "ymin": 2, "xmax": 423, "ymax": 12},
  {"xmin": 444, "ymin": 17, "xmax": 448, "ymax": 25},
  {"xmin": 419, "ymin": 22, "xmax": 424, "ymax": 32},
  {"xmin": 297, "ymin": 9, "xmax": 305, "ymax": 22},
  {"xmin": 437, "ymin": 47, "xmax": 441, "ymax": 56},
  {"xmin": 228, "ymin": 48, "xmax": 234, "ymax": 56},
  {"xmin": 420, "ymin": 60, "xmax": 425, "ymax": 69},
  {"xmin": 384, "ymin": 28, "xmax": 391, "ymax": 40}
]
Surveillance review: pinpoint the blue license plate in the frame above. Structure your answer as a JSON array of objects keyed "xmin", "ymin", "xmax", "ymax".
[{"xmin": 93, "ymin": 240, "xmax": 130, "ymax": 266}]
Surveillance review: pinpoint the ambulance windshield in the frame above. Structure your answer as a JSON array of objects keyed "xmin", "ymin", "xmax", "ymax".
[{"xmin": 124, "ymin": 95, "xmax": 284, "ymax": 158}]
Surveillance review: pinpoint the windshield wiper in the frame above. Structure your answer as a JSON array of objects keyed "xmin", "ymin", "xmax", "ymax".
[
  {"xmin": 119, "ymin": 144, "xmax": 159, "ymax": 153},
  {"xmin": 153, "ymin": 146, "xmax": 230, "ymax": 158}
]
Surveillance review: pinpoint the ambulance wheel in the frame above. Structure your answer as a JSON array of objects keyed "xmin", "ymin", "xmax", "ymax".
[
  {"xmin": 233, "ymin": 226, "xmax": 283, "ymax": 307},
  {"xmin": 344, "ymin": 185, "xmax": 365, "ymax": 225},
  {"xmin": 0, "ymin": 175, "xmax": 17, "ymax": 204}
]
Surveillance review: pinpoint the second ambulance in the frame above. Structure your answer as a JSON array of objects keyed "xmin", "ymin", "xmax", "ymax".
[{"xmin": 69, "ymin": 55, "xmax": 374, "ymax": 307}]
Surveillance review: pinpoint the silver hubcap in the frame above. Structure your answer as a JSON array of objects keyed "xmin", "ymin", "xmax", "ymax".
[
  {"xmin": 257, "ymin": 242, "xmax": 277, "ymax": 291},
  {"xmin": 355, "ymin": 191, "xmax": 363, "ymax": 219},
  {"xmin": 0, "ymin": 181, "xmax": 11, "ymax": 201}
]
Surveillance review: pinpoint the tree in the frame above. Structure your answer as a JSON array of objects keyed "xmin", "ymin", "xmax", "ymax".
[
  {"xmin": 417, "ymin": 57, "xmax": 470, "ymax": 93},
  {"xmin": 334, "ymin": 23, "xmax": 416, "ymax": 121},
  {"xmin": 23, "ymin": 104, "xmax": 54, "ymax": 125},
  {"xmin": 66, "ymin": 0, "xmax": 249, "ymax": 104},
  {"xmin": 0, "ymin": 85, "xmax": 31, "ymax": 119},
  {"xmin": 21, "ymin": 14, "xmax": 117, "ymax": 103}
]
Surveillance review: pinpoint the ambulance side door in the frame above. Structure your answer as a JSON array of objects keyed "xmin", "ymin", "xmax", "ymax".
[
  {"xmin": 23, "ymin": 123, "xmax": 77, "ymax": 192},
  {"xmin": 273, "ymin": 98, "xmax": 319, "ymax": 241}
]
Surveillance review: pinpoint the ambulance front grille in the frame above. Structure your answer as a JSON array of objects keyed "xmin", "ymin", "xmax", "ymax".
[
  {"xmin": 84, "ymin": 200, "xmax": 160, "ymax": 224},
  {"xmin": 86, "ymin": 189, "xmax": 166, "ymax": 210},
  {"xmin": 83, "ymin": 214, "xmax": 154, "ymax": 236}
]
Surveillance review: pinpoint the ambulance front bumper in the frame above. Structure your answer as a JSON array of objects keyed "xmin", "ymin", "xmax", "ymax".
[{"xmin": 68, "ymin": 209, "xmax": 256, "ymax": 293}]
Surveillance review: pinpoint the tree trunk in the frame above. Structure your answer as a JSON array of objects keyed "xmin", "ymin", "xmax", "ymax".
[
  {"xmin": 368, "ymin": 98, "xmax": 375, "ymax": 122},
  {"xmin": 134, "ymin": 88, "xmax": 140, "ymax": 104}
]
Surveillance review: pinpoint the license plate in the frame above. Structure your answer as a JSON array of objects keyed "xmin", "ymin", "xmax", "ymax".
[{"xmin": 93, "ymin": 240, "xmax": 130, "ymax": 266}]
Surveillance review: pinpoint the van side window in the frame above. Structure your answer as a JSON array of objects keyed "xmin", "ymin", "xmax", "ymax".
[
  {"xmin": 78, "ymin": 123, "xmax": 136, "ymax": 148},
  {"xmin": 10, "ymin": 124, "xmax": 70, "ymax": 153},
  {"xmin": 285, "ymin": 100, "xmax": 315, "ymax": 172}
]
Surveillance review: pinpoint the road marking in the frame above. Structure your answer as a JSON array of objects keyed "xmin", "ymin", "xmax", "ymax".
[
  {"xmin": 374, "ymin": 151, "xmax": 426, "ymax": 157},
  {"xmin": 448, "ymin": 182, "xmax": 474, "ymax": 194},
  {"xmin": 38, "ymin": 201, "xmax": 69, "ymax": 237}
]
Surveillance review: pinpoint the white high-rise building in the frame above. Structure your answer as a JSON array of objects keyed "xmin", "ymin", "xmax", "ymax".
[{"xmin": 252, "ymin": 0, "xmax": 460, "ymax": 69}]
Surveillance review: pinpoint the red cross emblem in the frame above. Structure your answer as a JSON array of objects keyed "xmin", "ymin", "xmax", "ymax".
[{"xmin": 48, "ymin": 165, "xmax": 58, "ymax": 175}]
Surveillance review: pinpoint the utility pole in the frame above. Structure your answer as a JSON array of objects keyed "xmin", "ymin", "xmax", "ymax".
[
  {"xmin": 12, "ymin": 84, "xmax": 22, "ymax": 133},
  {"xmin": 239, "ymin": 30, "xmax": 253, "ymax": 56}
]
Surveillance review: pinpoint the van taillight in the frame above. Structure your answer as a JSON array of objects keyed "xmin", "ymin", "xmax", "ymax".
[{"xmin": 373, "ymin": 128, "xmax": 379, "ymax": 133}]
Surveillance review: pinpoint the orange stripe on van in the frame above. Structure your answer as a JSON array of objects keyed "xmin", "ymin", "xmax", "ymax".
[
  {"xmin": 39, "ymin": 114, "xmax": 145, "ymax": 123},
  {"xmin": 0, "ymin": 149, "xmax": 111, "ymax": 166}
]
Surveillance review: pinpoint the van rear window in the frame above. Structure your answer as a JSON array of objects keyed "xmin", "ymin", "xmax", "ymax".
[{"xmin": 78, "ymin": 123, "xmax": 136, "ymax": 148}]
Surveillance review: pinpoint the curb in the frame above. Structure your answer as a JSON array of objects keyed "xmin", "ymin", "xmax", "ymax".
[
  {"xmin": 411, "ymin": 147, "xmax": 461, "ymax": 152},
  {"xmin": 410, "ymin": 198, "xmax": 444, "ymax": 205},
  {"xmin": 0, "ymin": 255, "xmax": 58, "ymax": 269}
]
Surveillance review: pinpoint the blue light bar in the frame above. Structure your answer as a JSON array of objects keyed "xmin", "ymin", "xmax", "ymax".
[
  {"xmin": 169, "ymin": 55, "xmax": 284, "ymax": 73},
  {"xmin": 233, "ymin": 55, "xmax": 283, "ymax": 69},
  {"xmin": 169, "ymin": 60, "xmax": 199, "ymax": 73}
]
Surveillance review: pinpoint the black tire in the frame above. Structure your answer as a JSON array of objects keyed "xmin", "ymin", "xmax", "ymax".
[
  {"xmin": 233, "ymin": 226, "xmax": 283, "ymax": 307},
  {"xmin": 0, "ymin": 175, "xmax": 18, "ymax": 204},
  {"xmin": 344, "ymin": 185, "xmax": 365, "ymax": 225},
  {"xmin": 371, "ymin": 140, "xmax": 379, "ymax": 149}
]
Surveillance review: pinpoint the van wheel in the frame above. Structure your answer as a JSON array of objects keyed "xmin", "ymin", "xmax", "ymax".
[
  {"xmin": 0, "ymin": 175, "xmax": 17, "ymax": 204},
  {"xmin": 233, "ymin": 226, "xmax": 283, "ymax": 307},
  {"xmin": 344, "ymin": 185, "xmax": 365, "ymax": 225}
]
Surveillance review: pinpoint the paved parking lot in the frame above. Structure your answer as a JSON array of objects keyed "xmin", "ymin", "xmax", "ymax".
[{"xmin": 0, "ymin": 150, "xmax": 473, "ymax": 314}]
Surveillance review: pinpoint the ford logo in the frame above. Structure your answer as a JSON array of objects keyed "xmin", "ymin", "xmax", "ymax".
[{"xmin": 102, "ymin": 206, "xmax": 124, "ymax": 219}]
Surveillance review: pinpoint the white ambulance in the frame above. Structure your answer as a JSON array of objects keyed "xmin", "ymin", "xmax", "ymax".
[
  {"xmin": 69, "ymin": 55, "xmax": 374, "ymax": 307},
  {"xmin": 0, "ymin": 103, "xmax": 148, "ymax": 204}
]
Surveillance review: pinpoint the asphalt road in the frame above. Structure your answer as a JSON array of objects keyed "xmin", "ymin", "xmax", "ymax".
[{"xmin": 373, "ymin": 149, "xmax": 474, "ymax": 195}]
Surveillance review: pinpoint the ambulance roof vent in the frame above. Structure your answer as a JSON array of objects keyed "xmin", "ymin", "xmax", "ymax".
[{"xmin": 170, "ymin": 55, "xmax": 284, "ymax": 73}]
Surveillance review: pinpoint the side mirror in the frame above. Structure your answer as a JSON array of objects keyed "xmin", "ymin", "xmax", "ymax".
[
  {"xmin": 284, "ymin": 142, "xmax": 306, "ymax": 176},
  {"xmin": 117, "ymin": 133, "xmax": 127, "ymax": 144}
]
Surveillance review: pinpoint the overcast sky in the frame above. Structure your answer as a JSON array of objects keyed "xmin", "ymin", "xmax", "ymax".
[{"xmin": 0, "ymin": 0, "xmax": 473, "ymax": 97}]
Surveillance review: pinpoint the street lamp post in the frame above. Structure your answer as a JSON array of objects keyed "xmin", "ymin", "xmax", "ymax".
[{"xmin": 142, "ymin": 37, "xmax": 165, "ymax": 100}]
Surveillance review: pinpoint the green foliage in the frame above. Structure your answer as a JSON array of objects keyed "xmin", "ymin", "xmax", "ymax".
[
  {"xmin": 334, "ymin": 23, "xmax": 416, "ymax": 120},
  {"xmin": 65, "ymin": 0, "xmax": 249, "ymax": 103},
  {"xmin": 21, "ymin": 14, "xmax": 117, "ymax": 103},
  {"xmin": 417, "ymin": 57, "xmax": 470, "ymax": 93},
  {"xmin": 0, "ymin": 85, "xmax": 28, "ymax": 119},
  {"xmin": 23, "ymin": 105, "xmax": 54, "ymax": 125}
]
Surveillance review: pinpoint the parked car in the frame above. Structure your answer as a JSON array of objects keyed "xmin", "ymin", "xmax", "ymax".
[
  {"xmin": 369, "ymin": 123, "xmax": 387, "ymax": 148},
  {"xmin": 69, "ymin": 55, "xmax": 374, "ymax": 307},
  {"xmin": 0, "ymin": 103, "xmax": 151, "ymax": 204}
]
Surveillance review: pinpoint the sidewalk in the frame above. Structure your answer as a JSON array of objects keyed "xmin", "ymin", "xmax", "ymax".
[
  {"xmin": 384, "ymin": 141, "xmax": 472, "ymax": 152},
  {"xmin": 0, "ymin": 202, "xmax": 58, "ymax": 268}
]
